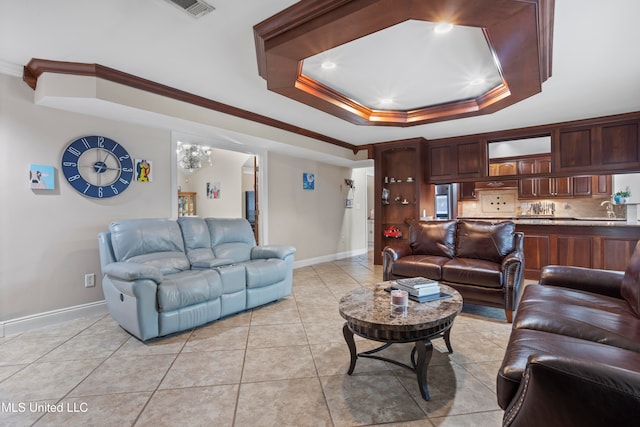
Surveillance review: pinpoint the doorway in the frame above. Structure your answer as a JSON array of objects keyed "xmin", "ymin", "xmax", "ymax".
[{"xmin": 172, "ymin": 133, "xmax": 267, "ymax": 244}]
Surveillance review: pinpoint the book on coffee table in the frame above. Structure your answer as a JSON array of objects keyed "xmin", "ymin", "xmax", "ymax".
[
  {"xmin": 394, "ymin": 277, "xmax": 440, "ymax": 296},
  {"xmin": 384, "ymin": 287, "xmax": 452, "ymax": 303},
  {"xmin": 396, "ymin": 277, "xmax": 438, "ymax": 288}
]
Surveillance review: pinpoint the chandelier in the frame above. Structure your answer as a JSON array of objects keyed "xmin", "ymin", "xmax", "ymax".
[{"xmin": 177, "ymin": 142, "xmax": 212, "ymax": 175}]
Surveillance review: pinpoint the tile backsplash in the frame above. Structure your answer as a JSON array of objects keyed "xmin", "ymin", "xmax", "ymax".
[{"xmin": 459, "ymin": 189, "xmax": 624, "ymax": 219}]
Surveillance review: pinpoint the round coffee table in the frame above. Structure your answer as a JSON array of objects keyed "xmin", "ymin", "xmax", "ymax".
[{"xmin": 338, "ymin": 282, "xmax": 463, "ymax": 400}]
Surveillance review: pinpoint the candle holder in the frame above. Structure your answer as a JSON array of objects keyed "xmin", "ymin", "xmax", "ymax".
[{"xmin": 390, "ymin": 289, "xmax": 408, "ymax": 317}]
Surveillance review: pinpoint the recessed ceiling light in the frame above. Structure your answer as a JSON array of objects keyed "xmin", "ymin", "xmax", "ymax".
[
  {"xmin": 321, "ymin": 61, "xmax": 336, "ymax": 70},
  {"xmin": 379, "ymin": 98, "xmax": 393, "ymax": 106},
  {"xmin": 470, "ymin": 78, "xmax": 486, "ymax": 85},
  {"xmin": 434, "ymin": 22, "xmax": 454, "ymax": 34}
]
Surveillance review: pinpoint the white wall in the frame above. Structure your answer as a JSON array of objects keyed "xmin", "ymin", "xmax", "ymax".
[
  {"xmin": 267, "ymin": 153, "xmax": 368, "ymax": 262},
  {"xmin": 0, "ymin": 73, "xmax": 172, "ymax": 322},
  {"xmin": 614, "ymin": 174, "xmax": 640, "ymax": 204}
]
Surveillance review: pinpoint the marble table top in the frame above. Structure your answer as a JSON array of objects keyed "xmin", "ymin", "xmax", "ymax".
[{"xmin": 339, "ymin": 283, "xmax": 463, "ymax": 337}]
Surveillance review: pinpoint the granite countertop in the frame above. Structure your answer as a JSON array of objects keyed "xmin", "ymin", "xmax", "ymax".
[{"xmin": 459, "ymin": 217, "xmax": 639, "ymax": 227}]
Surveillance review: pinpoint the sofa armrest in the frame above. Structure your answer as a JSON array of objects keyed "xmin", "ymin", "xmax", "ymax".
[
  {"xmin": 103, "ymin": 262, "xmax": 163, "ymax": 284},
  {"xmin": 382, "ymin": 242, "xmax": 412, "ymax": 280},
  {"xmin": 252, "ymin": 245, "xmax": 296, "ymax": 260},
  {"xmin": 503, "ymin": 354, "xmax": 640, "ymax": 427},
  {"xmin": 501, "ymin": 232, "xmax": 525, "ymax": 312},
  {"xmin": 539, "ymin": 265, "xmax": 624, "ymax": 299}
]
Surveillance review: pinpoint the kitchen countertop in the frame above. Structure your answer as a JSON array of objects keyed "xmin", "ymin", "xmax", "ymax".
[{"xmin": 458, "ymin": 217, "xmax": 640, "ymax": 226}]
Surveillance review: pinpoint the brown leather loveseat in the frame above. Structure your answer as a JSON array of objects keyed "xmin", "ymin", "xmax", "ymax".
[
  {"xmin": 496, "ymin": 241, "xmax": 640, "ymax": 426},
  {"xmin": 383, "ymin": 219, "xmax": 524, "ymax": 322}
]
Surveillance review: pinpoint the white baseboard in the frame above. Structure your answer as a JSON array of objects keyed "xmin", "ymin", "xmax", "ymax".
[
  {"xmin": 0, "ymin": 300, "xmax": 108, "ymax": 338},
  {"xmin": 293, "ymin": 248, "xmax": 369, "ymax": 269}
]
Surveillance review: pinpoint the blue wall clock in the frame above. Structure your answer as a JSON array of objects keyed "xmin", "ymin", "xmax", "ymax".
[{"xmin": 61, "ymin": 135, "xmax": 134, "ymax": 198}]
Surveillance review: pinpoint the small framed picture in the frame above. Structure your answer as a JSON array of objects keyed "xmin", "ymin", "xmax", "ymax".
[
  {"xmin": 303, "ymin": 173, "xmax": 315, "ymax": 190},
  {"xmin": 29, "ymin": 164, "xmax": 55, "ymax": 190},
  {"xmin": 135, "ymin": 159, "xmax": 153, "ymax": 182}
]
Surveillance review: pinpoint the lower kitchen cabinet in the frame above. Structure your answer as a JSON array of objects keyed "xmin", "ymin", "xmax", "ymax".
[{"xmin": 517, "ymin": 223, "xmax": 640, "ymax": 280}]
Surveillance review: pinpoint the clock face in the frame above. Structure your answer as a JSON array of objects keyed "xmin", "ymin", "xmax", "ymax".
[{"xmin": 61, "ymin": 136, "xmax": 134, "ymax": 198}]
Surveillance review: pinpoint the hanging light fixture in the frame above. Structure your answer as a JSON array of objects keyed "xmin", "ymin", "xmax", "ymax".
[{"xmin": 177, "ymin": 142, "xmax": 212, "ymax": 175}]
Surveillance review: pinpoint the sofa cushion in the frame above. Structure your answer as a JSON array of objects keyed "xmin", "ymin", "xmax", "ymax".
[
  {"xmin": 514, "ymin": 284, "xmax": 640, "ymax": 352},
  {"xmin": 391, "ymin": 255, "xmax": 449, "ymax": 280},
  {"xmin": 455, "ymin": 220, "xmax": 515, "ymax": 263},
  {"xmin": 206, "ymin": 218, "xmax": 255, "ymax": 263},
  {"xmin": 621, "ymin": 241, "xmax": 640, "ymax": 316},
  {"xmin": 110, "ymin": 219, "xmax": 189, "ymax": 274},
  {"xmin": 245, "ymin": 259, "xmax": 287, "ymax": 288},
  {"xmin": 157, "ymin": 269, "xmax": 222, "ymax": 312},
  {"xmin": 497, "ymin": 328, "xmax": 640, "ymax": 410},
  {"xmin": 409, "ymin": 220, "xmax": 456, "ymax": 258},
  {"xmin": 442, "ymin": 258, "xmax": 503, "ymax": 288}
]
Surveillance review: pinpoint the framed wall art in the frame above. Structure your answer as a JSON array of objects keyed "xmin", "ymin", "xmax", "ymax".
[{"xmin": 303, "ymin": 173, "xmax": 315, "ymax": 190}]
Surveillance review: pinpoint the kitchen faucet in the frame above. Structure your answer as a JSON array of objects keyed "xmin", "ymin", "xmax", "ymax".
[{"xmin": 600, "ymin": 200, "xmax": 616, "ymax": 218}]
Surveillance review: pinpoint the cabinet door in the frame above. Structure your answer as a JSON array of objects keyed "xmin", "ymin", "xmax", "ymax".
[
  {"xmin": 572, "ymin": 176, "xmax": 592, "ymax": 197},
  {"xmin": 601, "ymin": 122, "xmax": 640, "ymax": 169},
  {"xmin": 489, "ymin": 161, "xmax": 517, "ymax": 176},
  {"xmin": 554, "ymin": 177, "xmax": 573, "ymax": 197},
  {"xmin": 522, "ymin": 234, "xmax": 551, "ymax": 280},
  {"xmin": 456, "ymin": 141, "xmax": 483, "ymax": 176},
  {"xmin": 557, "ymin": 236, "xmax": 592, "ymax": 268},
  {"xmin": 557, "ymin": 128, "xmax": 593, "ymax": 170},
  {"xmin": 592, "ymin": 175, "xmax": 612, "ymax": 197},
  {"xmin": 458, "ymin": 182, "xmax": 476, "ymax": 200}
]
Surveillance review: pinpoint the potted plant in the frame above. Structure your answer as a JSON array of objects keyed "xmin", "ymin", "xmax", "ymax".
[{"xmin": 614, "ymin": 187, "xmax": 631, "ymax": 204}]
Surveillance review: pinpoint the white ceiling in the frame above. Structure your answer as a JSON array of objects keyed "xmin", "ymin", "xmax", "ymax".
[
  {"xmin": 1, "ymin": 0, "xmax": 640, "ymax": 151},
  {"xmin": 301, "ymin": 20, "xmax": 503, "ymax": 110}
]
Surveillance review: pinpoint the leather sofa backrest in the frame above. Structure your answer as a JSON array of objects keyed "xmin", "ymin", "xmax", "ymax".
[
  {"xmin": 205, "ymin": 218, "xmax": 256, "ymax": 263},
  {"xmin": 109, "ymin": 218, "xmax": 190, "ymax": 274},
  {"xmin": 409, "ymin": 220, "xmax": 456, "ymax": 258},
  {"xmin": 177, "ymin": 217, "xmax": 216, "ymax": 267},
  {"xmin": 455, "ymin": 220, "xmax": 516, "ymax": 263},
  {"xmin": 621, "ymin": 240, "xmax": 640, "ymax": 316}
]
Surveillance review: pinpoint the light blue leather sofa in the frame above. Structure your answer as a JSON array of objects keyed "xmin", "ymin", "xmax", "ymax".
[{"xmin": 98, "ymin": 217, "xmax": 295, "ymax": 341}]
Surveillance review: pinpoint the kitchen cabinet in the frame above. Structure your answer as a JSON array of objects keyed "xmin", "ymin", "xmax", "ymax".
[
  {"xmin": 572, "ymin": 175, "xmax": 612, "ymax": 197},
  {"xmin": 427, "ymin": 139, "xmax": 484, "ymax": 183},
  {"xmin": 518, "ymin": 155, "xmax": 553, "ymax": 199},
  {"xmin": 516, "ymin": 223, "xmax": 640, "ymax": 279},
  {"xmin": 458, "ymin": 182, "xmax": 477, "ymax": 200},
  {"xmin": 489, "ymin": 161, "xmax": 517, "ymax": 176},
  {"xmin": 555, "ymin": 120, "xmax": 640, "ymax": 174}
]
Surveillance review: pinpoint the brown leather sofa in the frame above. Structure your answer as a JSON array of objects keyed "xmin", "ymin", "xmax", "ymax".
[
  {"xmin": 383, "ymin": 219, "xmax": 524, "ymax": 322},
  {"xmin": 497, "ymin": 241, "xmax": 640, "ymax": 426}
]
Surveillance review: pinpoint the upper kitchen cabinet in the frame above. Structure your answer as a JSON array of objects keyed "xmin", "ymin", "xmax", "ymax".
[
  {"xmin": 426, "ymin": 139, "xmax": 484, "ymax": 183},
  {"xmin": 555, "ymin": 119, "xmax": 640, "ymax": 173}
]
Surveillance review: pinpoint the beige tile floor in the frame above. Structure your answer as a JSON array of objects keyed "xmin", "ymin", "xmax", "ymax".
[{"xmin": 0, "ymin": 253, "xmax": 513, "ymax": 426}]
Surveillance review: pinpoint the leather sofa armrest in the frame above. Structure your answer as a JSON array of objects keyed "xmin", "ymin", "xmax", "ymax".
[
  {"xmin": 382, "ymin": 242, "xmax": 412, "ymax": 280},
  {"xmin": 103, "ymin": 262, "xmax": 163, "ymax": 284},
  {"xmin": 251, "ymin": 245, "xmax": 296, "ymax": 260},
  {"xmin": 503, "ymin": 354, "xmax": 640, "ymax": 427},
  {"xmin": 501, "ymin": 232, "xmax": 525, "ymax": 311},
  {"xmin": 539, "ymin": 265, "xmax": 624, "ymax": 299}
]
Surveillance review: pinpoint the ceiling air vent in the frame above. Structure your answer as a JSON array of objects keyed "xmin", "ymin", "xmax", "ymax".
[{"xmin": 164, "ymin": 0, "xmax": 215, "ymax": 18}]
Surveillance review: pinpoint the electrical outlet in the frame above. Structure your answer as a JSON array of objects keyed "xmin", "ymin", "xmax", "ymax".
[{"xmin": 84, "ymin": 273, "xmax": 96, "ymax": 288}]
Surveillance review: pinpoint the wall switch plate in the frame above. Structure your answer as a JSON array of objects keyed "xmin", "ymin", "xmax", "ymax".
[{"xmin": 84, "ymin": 273, "xmax": 96, "ymax": 288}]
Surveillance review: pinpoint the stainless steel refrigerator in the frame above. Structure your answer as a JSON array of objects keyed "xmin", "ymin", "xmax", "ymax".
[{"xmin": 434, "ymin": 184, "xmax": 454, "ymax": 219}]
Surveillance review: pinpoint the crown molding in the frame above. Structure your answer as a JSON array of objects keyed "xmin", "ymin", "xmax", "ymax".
[{"xmin": 22, "ymin": 58, "xmax": 360, "ymax": 154}]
